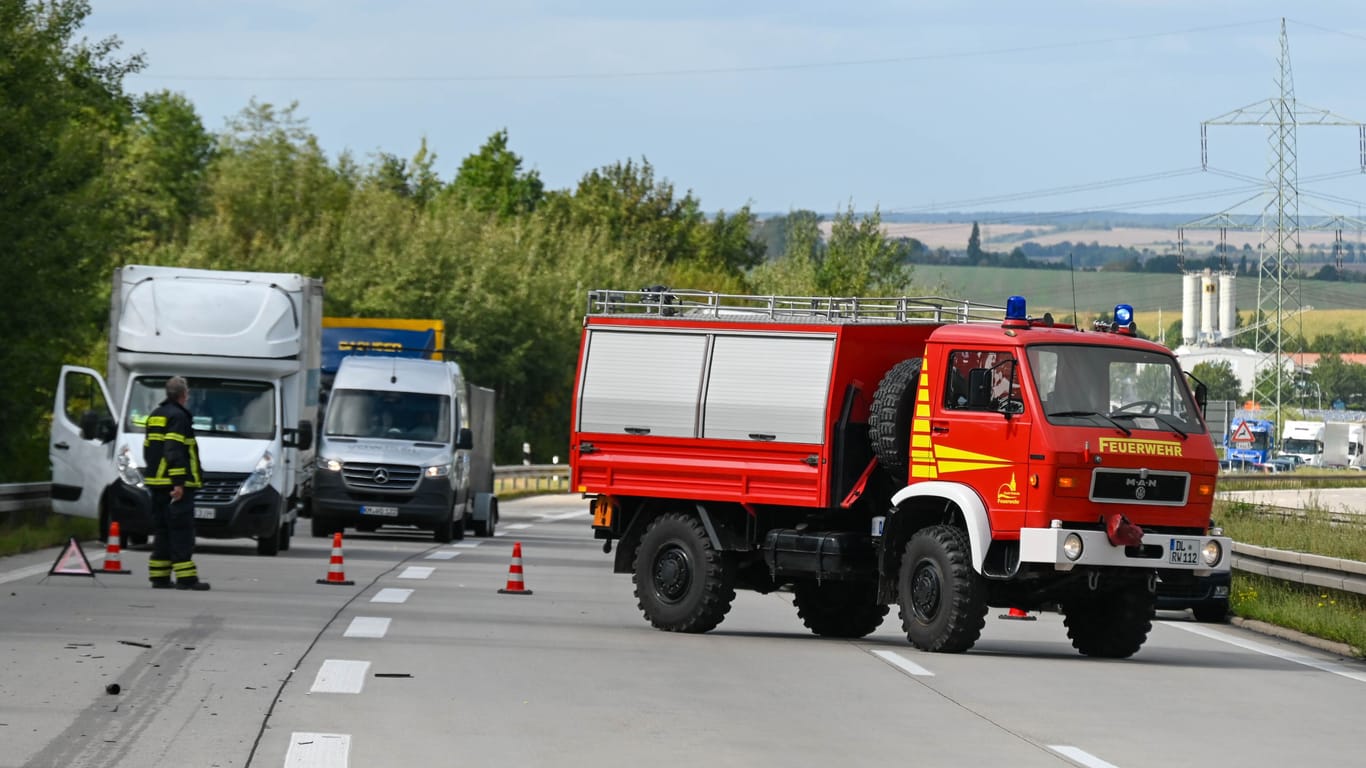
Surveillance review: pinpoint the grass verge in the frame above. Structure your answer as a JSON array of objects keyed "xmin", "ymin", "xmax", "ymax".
[
  {"xmin": 1231, "ymin": 573, "xmax": 1366, "ymax": 656},
  {"xmin": 0, "ymin": 513, "xmax": 98, "ymax": 558}
]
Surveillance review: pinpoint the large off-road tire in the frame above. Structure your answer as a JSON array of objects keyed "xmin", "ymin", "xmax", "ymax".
[
  {"xmin": 898, "ymin": 525, "xmax": 987, "ymax": 653},
  {"xmin": 869, "ymin": 358, "xmax": 923, "ymax": 482},
  {"xmin": 633, "ymin": 513, "xmax": 736, "ymax": 633},
  {"xmin": 793, "ymin": 580, "xmax": 888, "ymax": 638},
  {"xmin": 1062, "ymin": 582, "xmax": 1155, "ymax": 658}
]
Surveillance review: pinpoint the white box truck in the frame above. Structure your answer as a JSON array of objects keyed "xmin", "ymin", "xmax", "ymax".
[
  {"xmin": 1322, "ymin": 421, "xmax": 1365, "ymax": 470},
  {"xmin": 49, "ymin": 265, "xmax": 323, "ymax": 555},
  {"xmin": 1278, "ymin": 419, "xmax": 1325, "ymax": 467},
  {"xmin": 312, "ymin": 356, "xmax": 498, "ymax": 542}
]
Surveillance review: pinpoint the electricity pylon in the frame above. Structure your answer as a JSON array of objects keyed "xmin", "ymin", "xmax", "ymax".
[{"xmin": 1193, "ymin": 18, "xmax": 1365, "ymax": 416}]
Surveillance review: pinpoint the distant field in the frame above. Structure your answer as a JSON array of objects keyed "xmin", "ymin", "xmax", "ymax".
[
  {"xmin": 909, "ymin": 265, "xmax": 1366, "ymax": 342},
  {"xmin": 874, "ymin": 222, "xmax": 1355, "ymax": 252}
]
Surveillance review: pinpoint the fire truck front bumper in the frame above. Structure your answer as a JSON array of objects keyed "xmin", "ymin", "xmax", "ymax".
[{"xmin": 1019, "ymin": 528, "xmax": 1231, "ymax": 575}]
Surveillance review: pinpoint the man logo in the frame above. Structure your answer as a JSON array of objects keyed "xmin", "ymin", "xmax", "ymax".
[{"xmin": 1135, "ymin": 485, "xmax": 1147, "ymax": 500}]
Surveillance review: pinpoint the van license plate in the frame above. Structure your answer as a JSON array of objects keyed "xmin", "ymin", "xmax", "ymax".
[
  {"xmin": 194, "ymin": 507, "xmax": 216, "ymax": 520},
  {"xmin": 361, "ymin": 505, "xmax": 399, "ymax": 517},
  {"xmin": 1168, "ymin": 537, "xmax": 1201, "ymax": 565}
]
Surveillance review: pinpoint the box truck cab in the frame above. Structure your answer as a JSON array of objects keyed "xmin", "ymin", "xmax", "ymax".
[
  {"xmin": 49, "ymin": 265, "xmax": 322, "ymax": 556},
  {"xmin": 1278, "ymin": 419, "xmax": 1325, "ymax": 467},
  {"xmin": 312, "ymin": 356, "xmax": 498, "ymax": 541}
]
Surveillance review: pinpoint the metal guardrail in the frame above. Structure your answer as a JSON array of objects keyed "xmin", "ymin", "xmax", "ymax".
[
  {"xmin": 1233, "ymin": 542, "xmax": 1366, "ymax": 596},
  {"xmin": 6, "ymin": 476, "xmax": 1365, "ymax": 597},
  {"xmin": 0, "ymin": 482, "xmax": 51, "ymax": 513}
]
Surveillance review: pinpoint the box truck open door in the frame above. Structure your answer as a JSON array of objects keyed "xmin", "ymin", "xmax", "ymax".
[{"xmin": 50, "ymin": 366, "xmax": 119, "ymax": 520}]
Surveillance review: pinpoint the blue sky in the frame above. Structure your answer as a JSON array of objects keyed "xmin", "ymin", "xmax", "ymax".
[{"xmin": 83, "ymin": 2, "xmax": 1366, "ymax": 219}]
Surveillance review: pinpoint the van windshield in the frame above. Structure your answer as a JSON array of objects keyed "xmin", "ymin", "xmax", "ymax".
[
  {"xmin": 1027, "ymin": 344, "xmax": 1206, "ymax": 435},
  {"xmin": 126, "ymin": 377, "xmax": 276, "ymax": 439},
  {"xmin": 325, "ymin": 390, "xmax": 451, "ymax": 442}
]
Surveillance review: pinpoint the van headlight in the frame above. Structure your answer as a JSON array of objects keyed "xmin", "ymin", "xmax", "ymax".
[
  {"xmin": 317, "ymin": 456, "xmax": 342, "ymax": 472},
  {"xmin": 424, "ymin": 462, "xmax": 452, "ymax": 478},
  {"xmin": 239, "ymin": 451, "xmax": 274, "ymax": 496},
  {"xmin": 116, "ymin": 445, "xmax": 144, "ymax": 488}
]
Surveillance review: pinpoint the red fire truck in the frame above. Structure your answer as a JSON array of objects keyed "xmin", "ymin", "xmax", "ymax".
[{"xmin": 571, "ymin": 288, "xmax": 1229, "ymax": 657}]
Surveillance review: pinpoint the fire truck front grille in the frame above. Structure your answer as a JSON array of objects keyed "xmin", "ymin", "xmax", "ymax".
[
  {"xmin": 343, "ymin": 462, "xmax": 422, "ymax": 491},
  {"xmin": 1089, "ymin": 470, "xmax": 1189, "ymax": 506}
]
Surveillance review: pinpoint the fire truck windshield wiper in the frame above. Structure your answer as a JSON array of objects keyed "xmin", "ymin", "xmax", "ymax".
[
  {"xmin": 1108, "ymin": 412, "xmax": 1188, "ymax": 439},
  {"xmin": 1047, "ymin": 410, "xmax": 1132, "ymax": 436}
]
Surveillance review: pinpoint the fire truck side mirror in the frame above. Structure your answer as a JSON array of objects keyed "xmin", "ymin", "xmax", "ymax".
[{"xmin": 1194, "ymin": 382, "xmax": 1208, "ymax": 416}]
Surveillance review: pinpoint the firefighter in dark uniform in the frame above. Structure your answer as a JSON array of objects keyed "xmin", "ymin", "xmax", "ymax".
[{"xmin": 143, "ymin": 376, "xmax": 211, "ymax": 590}]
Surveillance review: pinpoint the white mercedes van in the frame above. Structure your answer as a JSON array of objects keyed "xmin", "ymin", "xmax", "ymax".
[{"xmin": 312, "ymin": 356, "xmax": 478, "ymax": 542}]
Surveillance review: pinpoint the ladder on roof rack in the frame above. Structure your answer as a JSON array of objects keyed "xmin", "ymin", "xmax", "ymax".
[{"xmin": 585, "ymin": 287, "xmax": 1006, "ymax": 324}]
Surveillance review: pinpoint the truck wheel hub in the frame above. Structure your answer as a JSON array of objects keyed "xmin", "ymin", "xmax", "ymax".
[
  {"xmin": 654, "ymin": 547, "xmax": 692, "ymax": 602},
  {"xmin": 911, "ymin": 563, "xmax": 942, "ymax": 620}
]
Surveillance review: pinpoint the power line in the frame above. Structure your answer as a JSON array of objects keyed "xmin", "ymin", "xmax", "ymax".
[{"xmin": 131, "ymin": 20, "xmax": 1277, "ymax": 83}]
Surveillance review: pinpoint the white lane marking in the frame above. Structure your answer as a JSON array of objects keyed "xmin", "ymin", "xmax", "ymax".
[
  {"xmin": 399, "ymin": 566, "xmax": 434, "ymax": 579},
  {"xmin": 505, "ymin": 523, "xmax": 533, "ymax": 530},
  {"xmin": 537, "ymin": 510, "xmax": 589, "ymax": 522},
  {"xmin": 284, "ymin": 732, "xmax": 350, "ymax": 767},
  {"xmin": 310, "ymin": 660, "xmax": 370, "ymax": 694},
  {"xmin": 343, "ymin": 617, "xmax": 391, "ymax": 639},
  {"xmin": 425, "ymin": 550, "xmax": 461, "ymax": 560},
  {"xmin": 370, "ymin": 588, "xmax": 413, "ymax": 603},
  {"xmin": 1048, "ymin": 746, "xmax": 1121, "ymax": 768},
  {"xmin": 0, "ymin": 551, "xmax": 107, "ymax": 585},
  {"xmin": 450, "ymin": 542, "xmax": 483, "ymax": 548},
  {"xmin": 871, "ymin": 649, "xmax": 935, "ymax": 677},
  {"xmin": 1169, "ymin": 622, "xmax": 1366, "ymax": 684}
]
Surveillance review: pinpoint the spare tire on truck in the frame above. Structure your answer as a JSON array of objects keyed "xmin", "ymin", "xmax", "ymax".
[{"xmin": 869, "ymin": 358, "xmax": 922, "ymax": 482}]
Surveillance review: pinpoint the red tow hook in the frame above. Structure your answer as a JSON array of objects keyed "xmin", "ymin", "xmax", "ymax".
[{"xmin": 1105, "ymin": 512, "xmax": 1144, "ymax": 547}]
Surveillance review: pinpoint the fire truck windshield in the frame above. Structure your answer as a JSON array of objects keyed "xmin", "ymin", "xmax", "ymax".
[{"xmin": 1027, "ymin": 344, "xmax": 1206, "ymax": 435}]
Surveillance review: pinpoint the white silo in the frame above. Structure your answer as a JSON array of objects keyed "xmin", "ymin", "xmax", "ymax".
[
  {"xmin": 1200, "ymin": 271, "xmax": 1217, "ymax": 344},
  {"xmin": 1182, "ymin": 272, "xmax": 1200, "ymax": 345},
  {"xmin": 1218, "ymin": 272, "xmax": 1237, "ymax": 341}
]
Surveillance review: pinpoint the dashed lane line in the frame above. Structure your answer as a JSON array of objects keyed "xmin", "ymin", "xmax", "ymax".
[
  {"xmin": 284, "ymin": 732, "xmax": 350, "ymax": 767},
  {"xmin": 343, "ymin": 617, "xmax": 391, "ymax": 639},
  {"xmin": 310, "ymin": 660, "xmax": 370, "ymax": 694},
  {"xmin": 1048, "ymin": 745, "xmax": 1121, "ymax": 768},
  {"xmin": 870, "ymin": 649, "xmax": 935, "ymax": 677},
  {"xmin": 370, "ymin": 588, "xmax": 413, "ymax": 603},
  {"xmin": 398, "ymin": 566, "xmax": 434, "ymax": 579}
]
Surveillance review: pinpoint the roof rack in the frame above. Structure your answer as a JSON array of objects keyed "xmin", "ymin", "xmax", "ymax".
[{"xmin": 586, "ymin": 287, "xmax": 1006, "ymax": 325}]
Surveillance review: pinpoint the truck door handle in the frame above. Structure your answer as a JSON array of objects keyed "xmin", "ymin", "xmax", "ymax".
[
  {"xmin": 802, "ymin": 455, "xmax": 819, "ymax": 466},
  {"xmin": 54, "ymin": 442, "xmax": 70, "ymax": 450},
  {"xmin": 623, "ymin": 427, "xmax": 650, "ymax": 435},
  {"xmin": 931, "ymin": 426, "xmax": 949, "ymax": 434},
  {"xmin": 749, "ymin": 433, "xmax": 776, "ymax": 441},
  {"xmin": 579, "ymin": 442, "xmax": 597, "ymax": 454}
]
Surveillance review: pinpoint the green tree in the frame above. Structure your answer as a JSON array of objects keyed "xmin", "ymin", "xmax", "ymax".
[
  {"xmin": 114, "ymin": 90, "xmax": 216, "ymax": 248},
  {"xmin": 543, "ymin": 158, "xmax": 703, "ymax": 264},
  {"xmin": 967, "ymin": 221, "xmax": 983, "ymax": 261},
  {"xmin": 0, "ymin": 0, "xmax": 142, "ymax": 480},
  {"xmin": 1309, "ymin": 354, "xmax": 1366, "ymax": 409},
  {"xmin": 1190, "ymin": 360, "xmax": 1242, "ymax": 402},
  {"xmin": 819, "ymin": 205, "xmax": 911, "ymax": 295},
  {"xmin": 445, "ymin": 129, "xmax": 543, "ymax": 217}
]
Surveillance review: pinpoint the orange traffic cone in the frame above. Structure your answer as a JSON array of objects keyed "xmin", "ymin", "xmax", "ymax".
[
  {"xmin": 316, "ymin": 532, "xmax": 355, "ymax": 586},
  {"xmin": 497, "ymin": 541, "xmax": 533, "ymax": 595},
  {"xmin": 102, "ymin": 522, "xmax": 132, "ymax": 574},
  {"xmin": 999, "ymin": 607, "xmax": 1036, "ymax": 621}
]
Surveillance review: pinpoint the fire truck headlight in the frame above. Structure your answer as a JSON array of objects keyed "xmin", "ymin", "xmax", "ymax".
[
  {"xmin": 1202, "ymin": 539, "xmax": 1223, "ymax": 567},
  {"xmin": 1063, "ymin": 533, "xmax": 1084, "ymax": 561}
]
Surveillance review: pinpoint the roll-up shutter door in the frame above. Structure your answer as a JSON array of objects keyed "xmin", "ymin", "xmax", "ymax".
[
  {"xmin": 578, "ymin": 330, "xmax": 707, "ymax": 437},
  {"xmin": 702, "ymin": 335, "xmax": 834, "ymax": 444}
]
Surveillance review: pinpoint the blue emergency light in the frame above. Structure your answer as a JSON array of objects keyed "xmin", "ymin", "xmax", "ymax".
[
  {"xmin": 1005, "ymin": 295, "xmax": 1027, "ymax": 323},
  {"xmin": 1114, "ymin": 303, "xmax": 1135, "ymax": 334}
]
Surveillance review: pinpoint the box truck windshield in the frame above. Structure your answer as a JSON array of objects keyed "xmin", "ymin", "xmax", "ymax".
[
  {"xmin": 125, "ymin": 376, "xmax": 276, "ymax": 440},
  {"xmin": 325, "ymin": 390, "xmax": 451, "ymax": 442}
]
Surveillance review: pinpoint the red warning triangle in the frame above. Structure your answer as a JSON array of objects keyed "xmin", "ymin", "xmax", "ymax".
[
  {"xmin": 49, "ymin": 537, "xmax": 96, "ymax": 577},
  {"xmin": 1230, "ymin": 422, "xmax": 1255, "ymax": 443}
]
